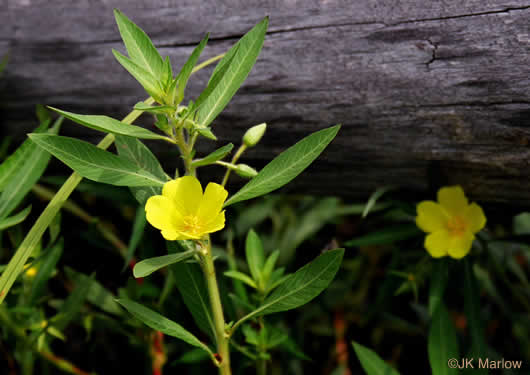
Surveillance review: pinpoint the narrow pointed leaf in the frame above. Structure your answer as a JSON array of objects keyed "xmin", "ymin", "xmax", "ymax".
[
  {"xmin": 196, "ymin": 17, "xmax": 268, "ymax": 127},
  {"xmin": 114, "ymin": 9, "xmax": 164, "ymax": 79},
  {"xmin": 28, "ymin": 238, "xmax": 63, "ymax": 305},
  {"xmin": 49, "ymin": 107, "xmax": 168, "ymax": 140},
  {"xmin": 428, "ymin": 303, "xmax": 459, "ymax": 375},
  {"xmin": 29, "ymin": 134, "xmax": 164, "ymax": 187},
  {"xmin": 0, "ymin": 119, "xmax": 50, "ymax": 191},
  {"xmin": 224, "ymin": 270, "xmax": 257, "ymax": 288},
  {"xmin": 352, "ymin": 342, "xmax": 401, "ymax": 375},
  {"xmin": 133, "ymin": 250, "xmax": 196, "ymax": 278},
  {"xmin": 192, "ymin": 143, "xmax": 233, "ymax": 168},
  {"xmin": 115, "ymin": 135, "xmax": 167, "ymax": 204},
  {"xmin": 0, "ymin": 205, "xmax": 32, "ymax": 231},
  {"xmin": 225, "ymin": 125, "xmax": 340, "ymax": 207},
  {"xmin": 117, "ymin": 298, "xmax": 213, "ymax": 355},
  {"xmin": 0, "ymin": 120, "xmax": 61, "ymax": 220},
  {"xmin": 234, "ymin": 249, "xmax": 343, "ymax": 329},
  {"xmin": 113, "ymin": 49, "xmax": 164, "ymax": 100},
  {"xmin": 133, "ymin": 103, "xmax": 175, "ymax": 114},
  {"xmin": 176, "ymin": 34, "xmax": 209, "ymax": 102},
  {"xmin": 123, "ymin": 207, "xmax": 147, "ymax": 271},
  {"xmin": 245, "ymin": 229, "xmax": 265, "ymax": 282}
]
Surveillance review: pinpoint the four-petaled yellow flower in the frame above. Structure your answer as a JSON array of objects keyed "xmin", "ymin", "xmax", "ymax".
[
  {"xmin": 145, "ymin": 176, "xmax": 228, "ymax": 241},
  {"xmin": 416, "ymin": 186, "xmax": 486, "ymax": 259}
]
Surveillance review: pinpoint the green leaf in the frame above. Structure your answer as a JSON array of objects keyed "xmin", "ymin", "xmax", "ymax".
[
  {"xmin": 363, "ymin": 186, "xmax": 395, "ymax": 218},
  {"xmin": 196, "ymin": 17, "xmax": 268, "ymax": 127},
  {"xmin": 29, "ymin": 134, "xmax": 165, "ymax": 187},
  {"xmin": 53, "ymin": 273, "xmax": 93, "ymax": 330},
  {"xmin": 0, "ymin": 118, "xmax": 50, "ymax": 191},
  {"xmin": 134, "ymin": 250, "xmax": 196, "ymax": 278},
  {"xmin": 352, "ymin": 341, "xmax": 400, "ymax": 375},
  {"xmin": 428, "ymin": 259, "xmax": 449, "ymax": 316},
  {"xmin": 0, "ymin": 119, "xmax": 61, "ymax": 220},
  {"xmin": 0, "ymin": 205, "xmax": 32, "ymax": 231},
  {"xmin": 113, "ymin": 9, "xmax": 164, "ymax": 80},
  {"xmin": 48, "ymin": 107, "xmax": 168, "ymax": 140},
  {"xmin": 233, "ymin": 249, "xmax": 343, "ymax": 329},
  {"xmin": 175, "ymin": 34, "xmax": 209, "ymax": 103},
  {"xmin": 463, "ymin": 260, "xmax": 488, "ymax": 374},
  {"xmin": 174, "ymin": 348, "xmax": 210, "ymax": 364},
  {"xmin": 196, "ymin": 127, "xmax": 217, "ymax": 141},
  {"xmin": 192, "ymin": 143, "xmax": 234, "ymax": 168},
  {"xmin": 64, "ymin": 267, "xmax": 123, "ymax": 316},
  {"xmin": 170, "ymin": 259, "xmax": 215, "ymax": 340},
  {"xmin": 344, "ymin": 224, "xmax": 420, "ymax": 247},
  {"xmin": 225, "ymin": 125, "xmax": 340, "ymax": 207},
  {"xmin": 133, "ymin": 102, "xmax": 174, "ymax": 114},
  {"xmin": 428, "ymin": 303, "xmax": 459, "ymax": 375},
  {"xmin": 115, "ymin": 134, "xmax": 168, "ymax": 204},
  {"xmin": 27, "ymin": 238, "xmax": 63, "ymax": 305},
  {"xmin": 112, "ymin": 49, "xmax": 164, "ymax": 100},
  {"xmin": 123, "ymin": 207, "xmax": 147, "ymax": 271},
  {"xmin": 245, "ymin": 229, "xmax": 265, "ymax": 282},
  {"xmin": 262, "ymin": 250, "xmax": 280, "ymax": 284},
  {"xmin": 117, "ymin": 298, "xmax": 213, "ymax": 355},
  {"xmin": 224, "ymin": 270, "xmax": 257, "ymax": 289}
]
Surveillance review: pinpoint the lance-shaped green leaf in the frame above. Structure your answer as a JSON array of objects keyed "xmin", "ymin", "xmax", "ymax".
[
  {"xmin": 196, "ymin": 17, "xmax": 268, "ymax": 127},
  {"xmin": 0, "ymin": 119, "xmax": 50, "ymax": 191},
  {"xmin": 0, "ymin": 119, "xmax": 61, "ymax": 220},
  {"xmin": 245, "ymin": 229, "xmax": 265, "ymax": 282},
  {"xmin": 133, "ymin": 102, "xmax": 175, "ymax": 114},
  {"xmin": 115, "ymin": 134, "xmax": 167, "ymax": 204},
  {"xmin": 428, "ymin": 259, "xmax": 449, "ymax": 316},
  {"xmin": 117, "ymin": 298, "xmax": 213, "ymax": 356},
  {"xmin": 224, "ymin": 270, "xmax": 257, "ymax": 289},
  {"xmin": 113, "ymin": 49, "xmax": 164, "ymax": 101},
  {"xmin": 114, "ymin": 9, "xmax": 164, "ymax": 80},
  {"xmin": 0, "ymin": 205, "xmax": 31, "ymax": 231},
  {"xmin": 123, "ymin": 207, "xmax": 147, "ymax": 271},
  {"xmin": 428, "ymin": 303, "xmax": 459, "ymax": 375},
  {"xmin": 175, "ymin": 34, "xmax": 209, "ymax": 103},
  {"xmin": 28, "ymin": 134, "xmax": 165, "ymax": 187},
  {"xmin": 231, "ymin": 249, "xmax": 343, "ymax": 332},
  {"xmin": 225, "ymin": 125, "xmax": 340, "ymax": 207},
  {"xmin": 133, "ymin": 250, "xmax": 196, "ymax": 278},
  {"xmin": 48, "ymin": 107, "xmax": 169, "ymax": 141},
  {"xmin": 170, "ymin": 260, "xmax": 215, "ymax": 340},
  {"xmin": 192, "ymin": 143, "xmax": 234, "ymax": 168},
  {"xmin": 352, "ymin": 341, "xmax": 401, "ymax": 375}
]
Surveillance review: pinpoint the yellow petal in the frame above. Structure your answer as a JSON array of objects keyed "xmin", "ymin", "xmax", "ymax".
[
  {"xmin": 463, "ymin": 203, "xmax": 486, "ymax": 233},
  {"xmin": 203, "ymin": 211, "xmax": 226, "ymax": 234},
  {"xmin": 447, "ymin": 231, "xmax": 474, "ymax": 259},
  {"xmin": 416, "ymin": 201, "xmax": 448, "ymax": 233},
  {"xmin": 424, "ymin": 230, "xmax": 450, "ymax": 258},
  {"xmin": 145, "ymin": 195, "xmax": 181, "ymax": 232},
  {"xmin": 163, "ymin": 176, "xmax": 203, "ymax": 216},
  {"xmin": 197, "ymin": 182, "xmax": 228, "ymax": 223},
  {"xmin": 161, "ymin": 229, "xmax": 194, "ymax": 241},
  {"xmin": 437, "ymin": 186, "xmax": 468, "ymax": 216}
]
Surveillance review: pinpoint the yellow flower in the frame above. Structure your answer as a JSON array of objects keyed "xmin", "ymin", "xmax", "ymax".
[
  {"xmin": 145, "ymin": 176, "xmax": 228, "ymax": 241},
  {"xmin": 416, "ymin": 186, "xmax": 486, "ymax": 259}
]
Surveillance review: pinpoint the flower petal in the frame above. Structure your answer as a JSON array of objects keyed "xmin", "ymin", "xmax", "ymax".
[
  {"xmin": 447, "ymin": 230, "xmax": 475, "ymax": 259},
  {"xmin": 197, "ymin": 182, "xmax": 228, "ymax": 223},
  {"xmin": 424, "ymin": 230, "xmax": 451, "ymax": 258},
  {"xmin": 145, "ymin": 195, "xmax": 181, "ymax": 232},
  {"xmin": 437, "ymin": 186, "xmax": 468, "ymax": 216},
  {"xmin": 163, "ymin": 176, "xmax": 203, "ymax": 216},
  {"xmin": 162, "ymin": 229, "xmax": 197, "ymax": 241},
  {"xmin": 463, "ymin": 202, "xmax": 486, "ymax": 233},
  {"xmin": 203, "ymin": 211, "xmax": 226, "ymax": 234},
  {"xmin": 416, "ymin": 201, "xmax": 448, "ymax": 233}
]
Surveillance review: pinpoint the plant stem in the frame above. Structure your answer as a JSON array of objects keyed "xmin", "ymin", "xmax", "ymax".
[
  {"xmin": 258, "ymin": 358, "xmax": 267, "ymax": 375},
  {"xmin": 201, "ymin": 239, "xmax": 231, "ymax": 375},
  {"xmin": 221, "ymin": 144, "xmax": 247, "ymax": 187}
]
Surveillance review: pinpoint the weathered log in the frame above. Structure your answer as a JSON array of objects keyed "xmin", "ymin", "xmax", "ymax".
[{"xmin": 1, "ymin": 1, "xmax": 529, "ymax": 203}]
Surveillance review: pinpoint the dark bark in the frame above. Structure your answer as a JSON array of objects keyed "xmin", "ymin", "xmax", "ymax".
[{"xmin": 1, "ymin": 1, "xmax": 529, "ymax": 203}]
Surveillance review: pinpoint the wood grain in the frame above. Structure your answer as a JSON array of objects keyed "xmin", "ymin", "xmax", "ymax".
[{"xmin": 1, "ymin": 1, "xmax": 529, "ymax": 203}]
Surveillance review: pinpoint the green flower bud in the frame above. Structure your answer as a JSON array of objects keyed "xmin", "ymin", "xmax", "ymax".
[
  {"xmin": 243, "ymin": 123, "xmax": 267, "ymax": 147},
  {"xmin": 235, "ymin": 164, "xmax": 258, "ymax": 178}
]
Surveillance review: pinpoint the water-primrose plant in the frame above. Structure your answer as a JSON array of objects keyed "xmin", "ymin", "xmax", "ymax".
[{"xmin": 0, "ymin": 10, "xmax": 343, "ymax": 375}]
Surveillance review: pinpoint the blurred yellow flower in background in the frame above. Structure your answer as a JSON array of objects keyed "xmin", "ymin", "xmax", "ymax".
[
  {"xmin": 145, "ymin": 176, "xmax": 228, "ymax": 241},
  {"xmin": 416, "ymin": 186, "xmax": 486, "ymax": 259}
]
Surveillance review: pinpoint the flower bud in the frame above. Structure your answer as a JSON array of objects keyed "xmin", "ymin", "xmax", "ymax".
[
  {"xmin": 235, "ymin": 164, "xmax": 258, "ymax": 178},
  {"xmin": 243, "ymin": 123, "xmax": 266, "ymax": 147}
]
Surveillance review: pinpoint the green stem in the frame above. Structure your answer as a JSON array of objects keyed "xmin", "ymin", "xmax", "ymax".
[
  {"xmin": 258, "ymin": 358, "xmax": 267, "ymax": 375},
  {"xmin": 201, "ymin": 239, "xmax": 231, "ymax": 375},
  {"xmin": 221, "ymin": 144, "xmax": 247, "ymax": 187}
]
